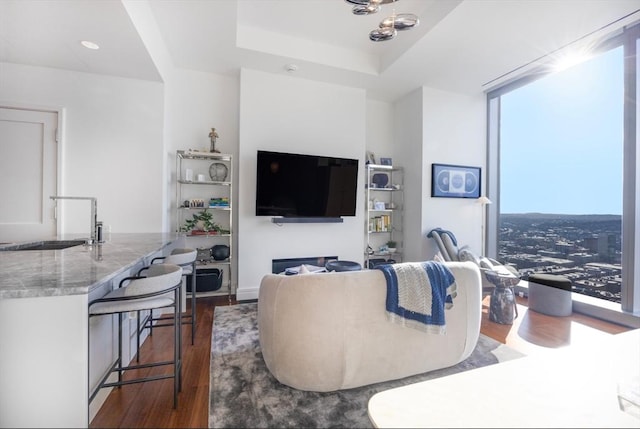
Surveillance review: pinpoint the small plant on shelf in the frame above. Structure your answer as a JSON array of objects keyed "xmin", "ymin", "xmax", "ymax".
[
  {"xmin": 386, "ymin": 240, "xmax": 397, "ymax": 252},
  {"xmin": 180, "ymin": 209, "xmax": 230, "ymax": 235}
]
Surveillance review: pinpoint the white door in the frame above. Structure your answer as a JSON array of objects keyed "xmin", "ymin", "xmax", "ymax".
[{"xmin": 0, "ymin": 107, "xmax": 58, "ymax": 243}]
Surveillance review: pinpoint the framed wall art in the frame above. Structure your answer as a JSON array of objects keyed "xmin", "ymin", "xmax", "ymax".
[{"xmin": 431, "ymin": 163, "xmax": 481, "ymax": 198}]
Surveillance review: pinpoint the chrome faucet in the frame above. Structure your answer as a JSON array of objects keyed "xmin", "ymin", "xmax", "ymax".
[{"xmin": 50, "ymin": 196, "xmax": 102, "ymax": 244}]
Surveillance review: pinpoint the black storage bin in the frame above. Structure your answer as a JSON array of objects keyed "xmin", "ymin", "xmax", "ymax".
[
  {"xmin": 366, "ymin": 258, "xmax": 395, "ymax": 269},
  {"xmin": 186, "ymin": 268, "xmax": 223, "ymax": 292}
]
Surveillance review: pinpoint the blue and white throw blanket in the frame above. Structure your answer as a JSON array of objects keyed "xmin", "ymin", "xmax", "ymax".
[{"xmin": 376, "ymin": 261, "xmax": 457, "ymax": 334}]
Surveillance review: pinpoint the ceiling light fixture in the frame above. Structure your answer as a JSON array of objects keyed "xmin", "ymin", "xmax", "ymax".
[
  {"xmin": 369, "ymin": 25, "xmax": 396, "ymax": 42},
  {"xmin": 345, "ymin": 0, "xmax": 396, "ymax": 7},
  {"xmin": 352, "ymin": 4, "xmax": 381, "ymax": 15},
  {"xmin": 344, "ymin": 0, "xmax": 419, "ymax": 42},
  {"xmin": 380, "ymin": 12, "xmax": 420, "ymax": 31},
  {"xmin": 80, "ymin": 40, "xmax": 100, "ymax": 50}
]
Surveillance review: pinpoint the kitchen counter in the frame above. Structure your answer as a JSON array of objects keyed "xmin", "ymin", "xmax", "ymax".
[
  {"xmin": 0, "ymin": 233, "xmax": 182, "ymax": 299},
  {"xmin": 0, "ymin": 232, "xmax": 183, "ymax": 428}
]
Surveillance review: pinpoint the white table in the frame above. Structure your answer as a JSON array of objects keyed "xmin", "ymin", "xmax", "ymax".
[{"xmin": 368, "ymin": 329, "xmax": 640, "ymax": 428}]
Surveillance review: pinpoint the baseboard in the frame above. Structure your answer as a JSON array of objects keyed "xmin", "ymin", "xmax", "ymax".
[{"xmin": 236, "ymin": 286, "xmax": 259, "ymax": 301}]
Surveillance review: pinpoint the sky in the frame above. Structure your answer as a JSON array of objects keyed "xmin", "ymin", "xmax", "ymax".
[{"xmin": 499, "ymin": 46, "xmax": 624, "ymax": 216}]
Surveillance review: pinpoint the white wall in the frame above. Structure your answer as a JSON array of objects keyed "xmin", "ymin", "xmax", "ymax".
[
  {"xmin": 420, "ymin": 86, "xmax": 487, "ymax": 258},
  {"xmin": 393, "ymin": 88, "xmax": 425, "ymax": 262},
  {"xmin": 0, "ymin": 60, "xmax": 486, "ymax": 298},
  {"xmin": 165, "ymin": 68, "xmax": 239, "ymax": 228},
  {"xmin": 122, "ymin": 0, "xmax": 179, "ymax": 233},
  {"xmin": 164, "ymin": 68, "xmax": 240, "ymax": 291},
  {"xmin": 369, "ymin": 89, "xmax": 488, "ymax": 265},
  {"xmin": 366, "ymin": 99, "xmax": 394, "ymax": 163},
  {"xmin": 0, "ymin": 62, "xmax": 164, "ymax": 234},
  {"xmin": 237, "ymin": 68, "xmax": 367, "ymax": 300}
]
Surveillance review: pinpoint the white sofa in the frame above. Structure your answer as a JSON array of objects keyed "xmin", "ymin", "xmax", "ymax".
[{"xmin": 257, "ymin": 261, "xmax": 482, "ymax": 392}]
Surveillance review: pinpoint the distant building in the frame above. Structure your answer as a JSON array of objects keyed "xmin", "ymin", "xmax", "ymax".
[
  {"xmin": 584, "ymin": 236, "xmax": 599, "ymax": 253},
  {"xmin": 568, "ymin": 252, "xmax": 597, "ymax": 264},
  {"xmin": 498, "ymin": 213, "xmax": 622, "ymax": 304},
  {"xmin": 597, "ymin": 234, "xmax": 609, "ymax": 256}
]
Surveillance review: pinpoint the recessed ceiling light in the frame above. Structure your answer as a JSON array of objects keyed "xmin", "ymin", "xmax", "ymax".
[{"xmin": 80, "ymin": 40, "xmax": 100, "ymax": 50}]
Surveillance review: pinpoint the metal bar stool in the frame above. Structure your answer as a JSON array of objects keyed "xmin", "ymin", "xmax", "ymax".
[
  {"xmin": 139, "ymin": 248, "xmax": 198, "ymax": 346},
  {"xmin": 88, "ymin": 263, "xmax": 183, "ymax": 408}
]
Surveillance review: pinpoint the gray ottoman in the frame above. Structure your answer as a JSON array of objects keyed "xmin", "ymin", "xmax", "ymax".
[{"xmin": 528, "ymin": 273, "xmax": 572, "ymax": 316}]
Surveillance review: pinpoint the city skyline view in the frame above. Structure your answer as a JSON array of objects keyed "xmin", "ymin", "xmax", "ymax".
[{"xmin": 496, "ymin": 43, "xmax": 624, "ymax": 303}]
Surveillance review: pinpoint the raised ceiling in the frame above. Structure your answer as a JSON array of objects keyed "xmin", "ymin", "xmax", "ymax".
[{"xmin": 1, "ymin": 0, "xmax": 638, "ymax": 102}]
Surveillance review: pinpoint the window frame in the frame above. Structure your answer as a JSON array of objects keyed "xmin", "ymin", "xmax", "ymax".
[{"xmin": 486, "ymin": 22, "xmax": 639, "ymax": 326}]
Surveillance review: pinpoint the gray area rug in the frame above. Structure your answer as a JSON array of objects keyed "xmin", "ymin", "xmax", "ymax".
[{"xmin": 209, "ymin": 302, "xmax": 525, "ymax": 428}]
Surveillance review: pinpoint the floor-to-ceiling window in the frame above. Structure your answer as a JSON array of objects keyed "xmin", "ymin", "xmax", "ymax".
[
  {"xmin": 487, "ymin": 22, "xmax": 639, "ymax": 320},
  {"xmin": 500, "ymin": 46, "xmax": 623, "ymax": 302}
]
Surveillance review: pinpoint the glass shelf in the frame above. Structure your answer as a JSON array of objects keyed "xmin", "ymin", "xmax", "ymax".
[
  {"xmin": 179, "ymin": 206, "xmax": 231, "ymax": 210},
  {"xmin": 195, "ymin": 259, "xmax": 231, "ymax": 267},
  {"xmin": 366, "ymin": 251, "xmax": 402, "ymax": 257},
  {"xmin": 365, "ymin": 187, "xmax": 399, "ymax": 191},
  {"xmin": 177, "ymin": 150, "xmax": 232, "ymax": 162},
  {"xmin": 185, "ymin": 232, "xmax": 231, "ymax": 237},
  {"xmin": 178, "ymin": 179, "xmax": 231, "ymax": 186},
  {"xmin": 366, "ymin": 164, "xmax": 397, "ymax": 171}
]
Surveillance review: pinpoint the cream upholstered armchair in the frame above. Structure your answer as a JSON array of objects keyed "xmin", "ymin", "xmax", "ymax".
[{"xmin": 427, "ymin": 227, "xmax": 519, "ymax": 295}]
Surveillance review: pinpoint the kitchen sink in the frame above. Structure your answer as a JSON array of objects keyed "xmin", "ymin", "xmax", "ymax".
[{"xmin": 0, "ymin": 239, "xmax": 87, "ymax": 251}]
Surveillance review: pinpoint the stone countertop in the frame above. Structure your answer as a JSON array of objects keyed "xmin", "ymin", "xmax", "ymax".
[{"xmin": 0, "ymin": 233, "xmax": 181, "ymax": 299}]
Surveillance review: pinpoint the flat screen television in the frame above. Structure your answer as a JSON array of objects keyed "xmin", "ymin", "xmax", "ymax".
[{"xmin": 256, "ymin": 150, "xmax": 359, "ymax": 218}]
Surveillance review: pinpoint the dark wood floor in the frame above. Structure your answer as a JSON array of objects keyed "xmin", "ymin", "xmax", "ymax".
[
  {"xmin": 90, "ymin": 294, "xmax": 631, "ymax": 428},
  {"xmin": 90, "ymin": 295, "xmax": 234, "ymax": 429}
]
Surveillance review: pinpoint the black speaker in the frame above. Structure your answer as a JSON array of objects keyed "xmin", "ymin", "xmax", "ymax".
[{"xmin": 211, "ymin": 244, "xmax": 230, "ymax": 261}]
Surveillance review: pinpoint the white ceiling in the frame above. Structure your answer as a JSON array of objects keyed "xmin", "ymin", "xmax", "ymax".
[{"xmin": 1, "ymin": 0, "xmax": 639, "ymax": 102}]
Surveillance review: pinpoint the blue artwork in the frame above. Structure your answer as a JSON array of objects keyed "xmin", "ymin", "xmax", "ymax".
[{"xmin": 431, "ymin": 163, "xmax": 481, "ymax": 198}]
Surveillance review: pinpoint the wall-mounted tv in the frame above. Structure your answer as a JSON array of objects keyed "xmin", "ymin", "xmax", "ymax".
[{"xmin": 256, "ymin": 150, "xmax": 359, "ymax": 218}]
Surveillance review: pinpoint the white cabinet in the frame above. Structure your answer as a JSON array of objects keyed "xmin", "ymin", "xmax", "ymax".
[
  {"xmin": 176, "ymin": 150, "xmax": 233, "ymax": 299},
  {"xmin": 365, "ymin": 164, "xmax": 403, "ymax": 268}
]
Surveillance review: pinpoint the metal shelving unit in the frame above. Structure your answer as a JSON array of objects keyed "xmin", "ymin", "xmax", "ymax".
[
  {"xmin": 176, "ymin": 150, "xmax": 233, "ymax": 301},
  {"xmin": 365, "ymin": 163, "xmax": 403, "ymax": 269}
]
